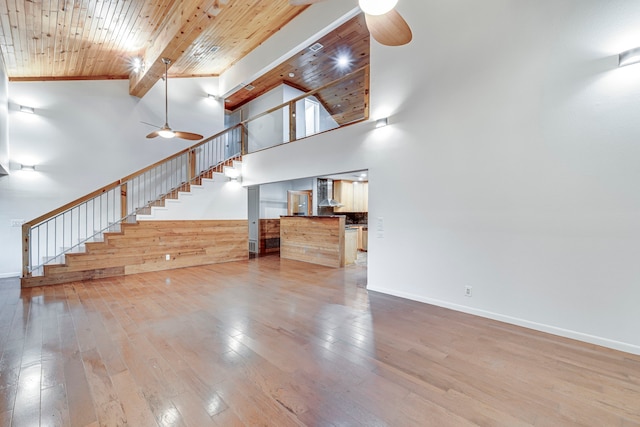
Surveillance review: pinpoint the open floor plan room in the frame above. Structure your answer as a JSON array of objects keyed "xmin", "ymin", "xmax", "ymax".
[{"xmin": 0, "ymin": 256, "xmax": 638, "ymax": 426}]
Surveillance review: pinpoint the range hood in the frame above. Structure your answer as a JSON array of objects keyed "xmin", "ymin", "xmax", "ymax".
[
  {"xmin": 318, "ymin": 198, "xmax": 343, "ymax": 207},
  {"xmin": 317, "ymin": 178, "xmax": 343, "ymax": 208}
]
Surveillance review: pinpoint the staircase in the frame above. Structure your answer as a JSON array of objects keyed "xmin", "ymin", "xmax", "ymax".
[{"xmin": 21, "ymin": 155, "xmax": 248, "ymax": 288}]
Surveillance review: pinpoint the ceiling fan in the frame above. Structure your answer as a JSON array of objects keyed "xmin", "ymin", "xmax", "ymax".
[
  {"xmin": 290, "ymin": 0, "xmax": 412, "ymax": 46},
  {"xmin": 145, "ymin": 58, "xmax": 204, "ymax": 141}
]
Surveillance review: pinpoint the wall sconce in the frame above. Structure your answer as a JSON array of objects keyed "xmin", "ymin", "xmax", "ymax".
[
  {"xmin": 375, "ymin": 117, "xmax": 389, "ymax": 128},
  {"xmin": 224, "ymin": 166, "xmax": 241, "ymax": 181},
  {"xmin": 618, "ymin": 47, "xmax": 640, "ymax": 67},
  {"xmin": 20, "ymin": 164, "xmax": 36, "ymax": 171},
  {"xmin": 207, "ymin": 93, "xmax": 219, "ymax": 100},
  {"xmin": 19, "ymin": 105, "xmax": 35, "ymax": 114}
]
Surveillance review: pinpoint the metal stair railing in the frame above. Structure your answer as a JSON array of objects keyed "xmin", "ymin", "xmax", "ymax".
[{"xmin": 22, "ymin": 124, "xmax": 245, "ymax": 278}]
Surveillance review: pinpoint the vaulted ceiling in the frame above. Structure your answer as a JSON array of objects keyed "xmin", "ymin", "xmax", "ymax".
[{"xmin": 0, "ymin": 0, "xmax": 310, "ymax": 97}]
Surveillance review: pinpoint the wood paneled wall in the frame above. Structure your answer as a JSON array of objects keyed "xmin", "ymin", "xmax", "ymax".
[
  {"xmin": 259, "ymin": 219, "xmax": 281, "ymax": 254},
  {"xmin": 280, "ymin": 216, "xmax": 345, "ymax": 268},
  {"xmin": 22, "ymin": 220, "xmax": 248, "ymax": 287}
]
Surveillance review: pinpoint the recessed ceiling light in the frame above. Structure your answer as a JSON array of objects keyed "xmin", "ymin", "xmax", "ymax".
[
  {"xmin": 288, "ymin": 72, "xmax": 295, "ymax": 78},
  {"xmin": 336, "ymin": 54, "xmax": 351, "ymax": 69}
]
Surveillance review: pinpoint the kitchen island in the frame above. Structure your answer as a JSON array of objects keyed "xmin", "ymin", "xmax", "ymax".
[{"xmin": 280, "ymin": 215, "xmax": 355, "ymax": 268}]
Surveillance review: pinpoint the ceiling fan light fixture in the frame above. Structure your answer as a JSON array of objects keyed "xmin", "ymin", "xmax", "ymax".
[
  {"xmin": 158, "ymin": 128, "xmax": 176, "ymax": 138},
  {"xmin": 358, "ymin": 0, "xmax": 398, "ymax": 16}
]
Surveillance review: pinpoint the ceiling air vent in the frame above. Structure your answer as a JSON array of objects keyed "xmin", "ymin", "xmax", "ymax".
[
  {"xmin": 244, "ymin": 84, "xmax": 255, "ymax": 91},
  {"xmin": 308, "ymin": 42, "xmax": 324, "ymax": 53}
]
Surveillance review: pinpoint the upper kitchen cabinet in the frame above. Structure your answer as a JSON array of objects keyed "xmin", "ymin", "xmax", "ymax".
[{"xmin": 333, "ymin": 180, "xmax": 368, "ymax": 212}]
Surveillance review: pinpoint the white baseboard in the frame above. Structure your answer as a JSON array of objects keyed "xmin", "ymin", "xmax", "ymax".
[
  {"xmin": 367, "ymin": 285, "xmax": 640, "ymax": 356},
  {"xmin": 0, "ymin": 272, "xmax": 20, "ymax": 279}
]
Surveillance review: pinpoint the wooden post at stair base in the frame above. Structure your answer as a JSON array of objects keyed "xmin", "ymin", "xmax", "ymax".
[
  {"xmin": 21, "ymin": 223, "xmax": 30, "ymax": 278},
  {"xmin": 289, "ymin": 100, "xmax": 296, "ymax": 143},
  {"xmin": 188, "ymin": 149, "xmax": 196, "ymax": 183},
  {"xmin": 120, "ymin": 182, "xmax": 128, "ymax": 221}
]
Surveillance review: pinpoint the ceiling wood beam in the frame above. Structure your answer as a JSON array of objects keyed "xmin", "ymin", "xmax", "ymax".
[{"xmin": 128, "ymin": 0, "xmax": 223, "ymax": 98}]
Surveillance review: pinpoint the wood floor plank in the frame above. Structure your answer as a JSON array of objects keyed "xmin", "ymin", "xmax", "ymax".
[
  {"xmin": 12, "ymin": 362, "xmax": 42, "ymax": 427},
  {"xmin": 41, "ymin": 383, "xmax": 71, "ymax": 427},
  {"xmin": 63, "ymin": 350, "xmax": 97, "ymax": 427},
  {"xmin": 0, "ymin": 410, "xmax": 12, "ymax": 426},
  {"xmin": 111, "ymin": 370, "xmax": 158, "ymax": 427},
  {"xmin": 2, "ymin": 256, "xmax": 640, "ymax": 426}
]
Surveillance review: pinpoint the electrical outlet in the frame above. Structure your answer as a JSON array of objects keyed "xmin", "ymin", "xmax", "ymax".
[
  {"xmin": 464, "ymin": 286, "xmax": 472, "ymax": 297},
  {"xmin": 165, "ymin": 254, "xmax": 171, "ymax": 261}
]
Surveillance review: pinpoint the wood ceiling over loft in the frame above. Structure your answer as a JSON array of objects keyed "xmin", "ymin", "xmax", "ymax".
[
  {"xmin": 224, "ymin": 13, "xmax": 370, "ymax": 112},
  {"xmin": 0, "ymin": 0, "xmax": 309, "ymax": 97}
]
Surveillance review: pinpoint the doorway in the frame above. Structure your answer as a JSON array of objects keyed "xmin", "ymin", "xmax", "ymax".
[{"xmin": 287, "ymin": 190, "xmax": 313, "ymax": 216}]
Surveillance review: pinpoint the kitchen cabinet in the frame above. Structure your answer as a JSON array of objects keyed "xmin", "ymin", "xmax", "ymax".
[
  {"xmin": 333, "ymin": 180, "xmax": 368, "ymax": 212},
  {"xmin": 353, "ymin": 182, "xmax": 368, "ymax": 212},
  {"xmin": 344, "ymin": 228, "xmax": 358, "ymax": 265}
]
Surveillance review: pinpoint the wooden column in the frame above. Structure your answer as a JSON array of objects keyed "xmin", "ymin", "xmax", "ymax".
[
  {"xmin": 289, "ymin": 101, "xmax": 297, "ymax": 143},
  {"xmin": 241, "ymin": 124, "xmax": 248, "ymax": 155},
  {"xmin": 120, "ymin": 182, "xmax": 128, "ymax": 220},
  {"xmin": 21, "ymin": 224, "xmax": 30, "ymax": 278},
  {"xmin": 188, "ymin": 149, "xmax": 196, "ymax": 182}
]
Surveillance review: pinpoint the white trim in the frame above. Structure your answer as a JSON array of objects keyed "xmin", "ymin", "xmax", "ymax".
[
  {"xmin": 367, "ymin": 285, "xmax": 640, "ymax": 356},
  {"xmin": 0, "ymin": 272, "xmax": 19, "ymax": 279}
]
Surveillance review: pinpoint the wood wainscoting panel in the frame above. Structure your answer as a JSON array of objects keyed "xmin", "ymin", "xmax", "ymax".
[
  {"xmin": 22, "ymin": 220, "xmax": 248, "ymax": 287},
  {"xmin": 259, "ymin": 219, "xmax": 281, "ymax": 254},
  {"xmin": 280, "ymin": 216, "xmax": 345, "ymax": 268}
]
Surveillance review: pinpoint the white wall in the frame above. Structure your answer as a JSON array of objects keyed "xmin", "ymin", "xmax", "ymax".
[
  {"xmin": 137, "ymin": 176, "xmax": 247, "ymax": 221},
  {"xmin": 0, "ymin": 59, "xmax": 8, "ymax": 175},
  {"xmin": 241, "ymin": 0, "xmax": 640, "ymax": 354},
  {"xmin": 259, "ymin": 178, "xmax": 313, "ymax": 219},
  {"xmin": 0, "ymin": 77, "xmax": 225, "ymax": 277}
]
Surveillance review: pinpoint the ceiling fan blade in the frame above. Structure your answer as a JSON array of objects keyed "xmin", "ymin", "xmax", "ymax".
[
  {"xmin": 141, "ymin": 121, "xmax": 161, "ymax": 129},
  {"xmin": 289, "ymin": 0, "xmax": 326, "ymax": 5},
  {"xmin": 365, "ymin": 9, "xmax": 412, "ymax": 46},
  {"xmin": 146, "ymin": 131, "xmax": 160, "ymax": 138},
  {"xmin": 174, "ymin": 131, "xmax": 204, "ymax": 141}
]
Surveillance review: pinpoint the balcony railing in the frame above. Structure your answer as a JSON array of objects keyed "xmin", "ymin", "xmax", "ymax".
[
  {"xmin": 21, "ymin": 65, "xmax": 369, "ymax": 279},
  {"xmin": 242, "ymin": 65, "xmax": 369, "ymax": 154}
]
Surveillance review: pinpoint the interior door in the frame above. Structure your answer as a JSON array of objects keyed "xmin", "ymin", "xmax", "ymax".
[{"xmin": 248, "ymin": 186, "xmax": 259, "ymax": 253}]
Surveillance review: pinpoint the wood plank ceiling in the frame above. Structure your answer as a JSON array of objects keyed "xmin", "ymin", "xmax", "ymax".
[
  {"xmin": 0, "ymin": 0, "xmax": 310, "ymax": 97},
  {"xmin": 224, "ymin": 13, "xmax": 370, "ymax": 112}
]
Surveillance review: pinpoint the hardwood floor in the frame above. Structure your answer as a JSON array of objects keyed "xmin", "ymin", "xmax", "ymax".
[{"xmin": 1, "ymin": 255, "xmax": 639, "ymax": 426}]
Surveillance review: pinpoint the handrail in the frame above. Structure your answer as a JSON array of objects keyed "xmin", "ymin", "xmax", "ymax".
[
  {"xmin": 23, "ymin": 122, "xmax": 245, "ymax": 231},
  {"xmin": 21, "ymin": 66, "xmax": 369, "ymax": 279}
]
